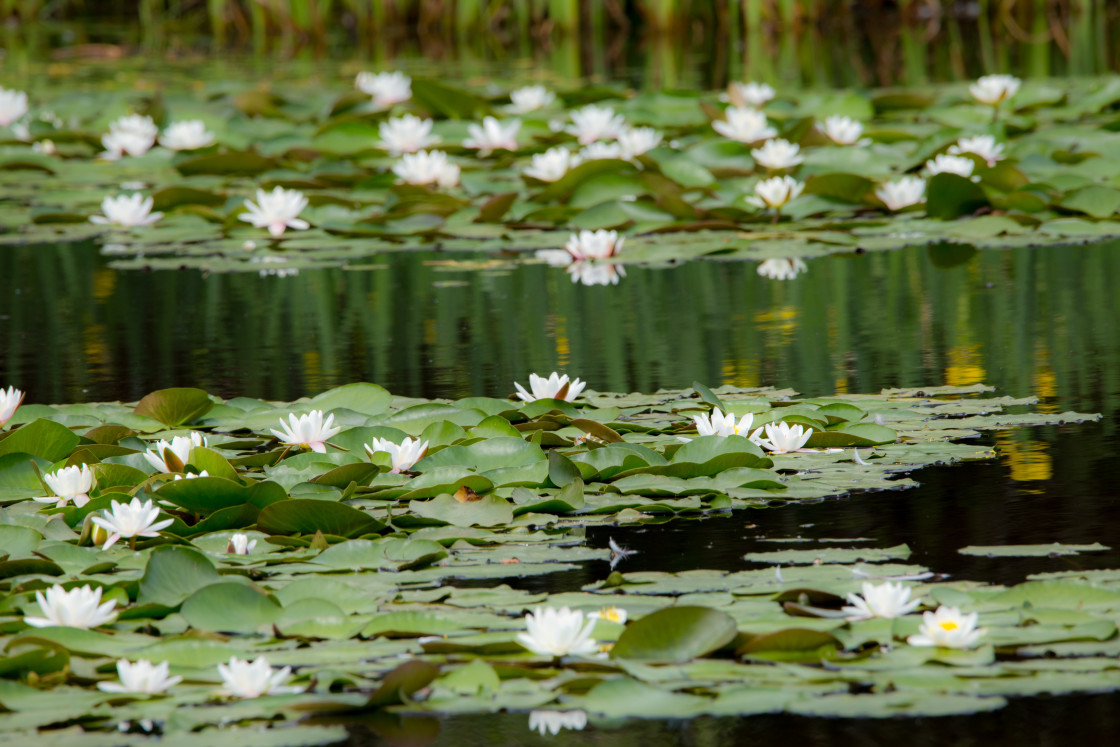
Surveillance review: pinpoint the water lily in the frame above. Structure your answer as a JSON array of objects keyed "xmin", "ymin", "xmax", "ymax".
[
  {"xmin": 565, "ymin": 105, "xmax": 627, "ymax": 144},
  {"xmin": 514, "ymin": 372, "xmax": 586, "ymax": 403},
  {"xmin": 391, "ymin": 150, "xmax": 461, "ymax": 188},
  {"xmin": 926, "ymin": 153, "xmax": 976, "ymax": 178},
  {"xmin": 216, "ymin": 656, "xmax": 302, "ymax": 698},
  {"xmin": 226, "ymin": 532, "xmax": 257, "ymax": 555},
  {"xmin": 757, "ymin": 258, "xmax": 808, "ymax": 280},
  {"xmin": 907, "ymin": 605, "xmax": 985, "ymax": 649},
  {"xmin": 159, "ymin": 120, "xmax": 215, "ymax": 151},
  {"xmin": 98, "ymin": 659, "xmax": 182, "ymax": 695},
  {"xmin": 751, "ymin": 139, "xmax": 803, "ymax": 170},
  {"xmin": 727, "ymin": 80, "xmax": 776, "ymax": 108},
  {"xmin": 0, "ymin": 87, "xmax": 29, "ymax": 127},
  {"xmin": 271, "ymin": 410, "xmax": 341, "ymax": 453},
  {"xmin": 694, "ymin": 407, "xmax": 755, "ymax": 437},
  {"xmin": 566, "ymin": 261, "xmax": 626, "ymax": 286},
  {"xmin": 517, "ymin": 606, "xmax": 598, "ymax": 657},
  {"xmin": 463, "ymin": 116, "xmax": 521, "ymax": 154},
  {"xmin": 355, "ymin": 71, "xmax": 411, "ymax": 108},
  {"xmin": 89, "ymin": 194, "xmax": 163, "ymax": 228},
  {"xmin": 565, "ymin": 229, "xmax": 623, "ymax": 261},
  {"xmin": 143, "ymin": 432, "xmax": 208, "ymax": 473},
  {"xmin": 529, "ymin": 710, "xmax": 588, "ymax": 736},
  {"xmin": 753, "ymin": 421, "xmax": 813, "ymax": 453},
  {"xmin": 507, "ymin": 85, "xmax": 556, "ymax": 114},
  {"xmin": 713, "ymin": 106, "xmax": 777, "ymax": 143},
  {"xmin": 949, "ymin": 134, "xmax": 1005, "ymax": 166},
  {"xmin": 0, "ymin": 386, "xmax": 24, "ymax": 427},
  {"xmin": 617, "ymin": 127, "xmax": 662, "ymax": 159},
  {"xmin": 842, "ymin": 581, "xmax": 923, "ymax": 620},
  {"xmin": 91, "ymin": 498, "xmax": 173, "ymax": 550},
  {"xmin": 100, "ymin": 114, "xmax": 158, "ymax": 160},
  {"xmin": 524, "ymin": 146, "xmax": 580, "ymax": 182},
  {"xmin": 588, "ymin": 606, "xmax": 628, "ymax": 624},
  {"xmin": 377, "ymin": 114, "xmax": 439, "ymax": 155},
  {"xmin": 875, "ymin": 176, "xmax": 926, "ymax": 211},
  {"xmin": 239, "ymin": 187, "xmax": 310, "ymax": 237},
  {"xmin": 25, "ymin": 584, "xmax": 118, "ymax": 629},
  {"xmin": 33, "ymin": 464, "xmax": 95, "ymax": 508},
  {"xmin": 819, "ymin": 115, "xmax": 868, "ymax": 146},
  {"xmin": 365, "ymin": 436, "xmax": 429, "ymax": 473},
  {"xmin": 969, "ymin": 74, "xmax": 1020, "ymax": 106},
  {"xmin": 577, "ymin": 141, "xmax": 623, "ymax": 161},
  {"xmin": 745, "ymin": 175, "xmax": 804, "ymax": 212}
]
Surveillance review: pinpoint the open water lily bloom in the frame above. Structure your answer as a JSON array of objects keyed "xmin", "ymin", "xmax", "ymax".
[
  {"xmin": 90, "ymin": 193, "xmax": 163, "ymax": 228},
  {"xmin": 969, "ymin": 74, "xmax": 1021, "ymax": 106},
  {"xmin": 0, "ymin": 385, "xmax": 24, "ymax": 427},
  {"xmin": 746, "ymin": 175, "xmax": 804, "ymax": 211},
  {"xmin": 875, "ymin": 176, "xmax": 926, "ymax": 211},
  {"xmin": 377, "ymin": 114, "xmax": 439, "ymax": 155},
  {"xmin": 100, "ymin": 114, "xmax": 158, "ymax": 160},
  {"xmin": 365, "ymin": 436, "xmax": 429, "ymax": 473},
  {"xmin": 751, "ymin": 138, "xmax": 803, "ymax": 170},
  {"xmin": 355, "ymin": 71, "xmax": 412, "ymax": 108},
  {"xmin": 239, "ymin": 187, "xmax": 310, "ymax": 237},
  {"xmin": 577, "ymin": 141, "xmax": 623, "ymax": 161},
  {"xmin": 98, "ymin": 659, "xmax": 182, "ymax": 695},
  {"xmin": 392, "ymin": 150, "xmax": 461, "ymax": 188},
  {"xmin": 517, "ymin": 606, "xmax": 599, "ymax": 657},
  {"xmin": 907, "ymin": 605, "xmax": 985, "ymax": 649},
  {"xmin": 528, "ymin": 710, "xmax": 588, "ymax": 735},
  {"xmin": 514, "ymin": 372, "xmax": 586, "ymax": 403},
  {"xmin": 727, "ymin": 80, "xmax": 776, "ymax": 108},
  {"xmin": 524, "ymin": 146, "xmax": 580, "ymax": 182},
  {"xmin": 566, "ymin": 105, "xmax": 627, "ymax": 144},
  {"xmin": 25, "ymin": 584, "xmax": 118, "ymax": 629},
  {"xmin": 949, "ymin": 134, "xmax": 1005, "ymax": 166},
  {"xmin": 0, "ymin": 87, "xmax": 29, "ymax": 127},
  {"xmin": 842, "ymin": 581, "xmax": 923, "ymax": 620},
  {"xmin": 757, "ymin": 258, "xmax": 808, "ymax": 280},
  {"xmin": 463, "ymin": 116, "xmax": 521, "ymax": 154},
  {"xmin": 617, "ymin": 127, "xmax": 662, "ymax": 159},
  {"xmin": 159, "ymin": 120, "xmax": 215, "ymax": 151},
  {"xmin": 819, "ymin": 115, "xmax": 868, "ymax": 146},
  {"xmin": 695, "ymin": 407, "xmax": 755, "ymax": 438},
  {"xmin": 926, "ymin": 153, "xmax": 977, "ymax": 179},
  {"xmin": 91, "ymin": 498, "xmax": 173, "ymax": 550},
  {"xmin": 507, "ymin": 85, "xmax": 556, "ymax": 114},
  {"xmin": 713, "ymin": 106, "xmax": 777, "ymax": 144},
  {"xmin": 143, "ymin": 432, "xmax": 208, "ymax": 473},
  {"xmin": 753, "ymin": 421, "xmax": 814, "ymax": 453},
  {"xmin": 216, "ymin": 656, "xmax": 303, "ymax": 698},
  {"xmin": 34, "ymin": 464, "xmax": 95, "ymax": 508},
  {"xmin": 271, "ymin": 410, "xmax": 341, "ymax": 453},
  {"xmin": 565, "ymin": 229, "xmax": 623, "ymax": 261}
]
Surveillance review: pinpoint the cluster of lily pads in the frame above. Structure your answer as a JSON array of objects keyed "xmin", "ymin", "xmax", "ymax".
[
  {"xmin": 0, "ymin": 375, "xmax": 1109, "ymax": 740},
  {"xmin": 4, "ymin": 70, "xmax": 1120, "ymax": 281}
]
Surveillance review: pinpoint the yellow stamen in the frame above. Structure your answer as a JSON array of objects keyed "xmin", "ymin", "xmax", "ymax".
[
  {"xmin": 599, "ymin": 606, "xmax": 623, "ymax": 623},
  {"xmin": 940, "ymin": 621, "xmax": 959, "ymax": 631}
]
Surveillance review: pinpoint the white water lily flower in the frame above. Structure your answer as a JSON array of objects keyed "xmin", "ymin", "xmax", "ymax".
[
  {"xmin": 216, "ymin": 656, "xmax": 302, "ymax": 698},
  {"xmin": 355, "ymin": 71, "xmax": 411, "ymax": 108},
  {"xmin": 949, "ymin": 135, "xmax": 1005, "ymax": 166},
  {"xmin": 757, "ymin": 258, "xmax": 808, "ymax": 280},
  {"xmin": 753, "ymin": 421, "xmax": 813, "ymax": 453},
  {"xmin": 271, "ymin": 410, "xmax": 341, "ymax": 453},
  {"xmin": 751, "ymin": 139, "xmax": 803, "ymax": 170},
  {"xmin": 391, "ymin": 150, "xmax": 461, "ymax": 188},
  {"xmin": 514, "ymin": 372, "xmax": 586, "ymax": 403},
  {"xmin": 819, "ymin": 115, "xmax": 868, "ymax": 146},
  {"xmin": 529, "ymin": 710, "xmax": 588, "ymax": 735},
  {"xmin": 745, "ymin": 175, "xmax": 804, "ymax": 210},
  {"xmin": 508, "ymin": 85, "xmax": 556, "ymax": 114},
  {"xmin": 226, "ymin": 532, "xmax": 257, "ymax": 555},
  {"xmin": 365, "ymin": 436, "xmax": 429, "ymax": 473},
  {"xmin": 32, "ymin": 139, "xmax": 56, "ymax": 155},
  {"xmin": 517, "ymin": 606, "xmax": 598, "ymax": 657},
  {"xmin": 239, "ymin": 187, "xmax": 310, "ymax": 237},
  {"xmin": 588, "ymin": 606, "xmax": 628, "ymax": 624},
  {"xmin": 463, "ymin": 116, "xmax": 521, "ymax": 154},
  {"xmin": 91, "ymin": 498, "xmax": 173, "ymax": 550},
  {"xmin": 566, "ymin": 261, "xmax": 626, "ymax": 286},
  {"xmin": 842, "ymin": 581, "xmax": 923, "ymax": 620},
  {"xmin": 143, "ymin": 432, "xmax": 208, "ymax": 473},
  {"xmin": 969, "ymin": 74, "xmax": 1021, "ymax": 106},
  {"xmin": 0, "ymin": 386, "xmax": 24, "ymax": 427},
  {"xmin": 907, "ymin": 605, "xmax": 985, "ymax": 649},
  {"xmin": 565, "ymin": 229, "xmax": 623, "ymax": 261},
  {"xmin": 0, "ymin": 87, "xmax": 29, "ymax": 127},
  {"xmin": 713, "ymin": 106, "xmax": 777, "ymax": 143},
  {"xmin": 159, "ymin": 120, "xmax": 215, "ymax": 151},
  {"xmin": 89, "ymin": 194, "xmax": 163, "ymax": 227},
  {"xmin": 524, "ymin": 146, "xmax": 580, "ymax": 182},
  {"xmin": 577, "ymin": 141, "xmax": 623, "ymax": 161},
  {"xmin": 100, "ymin": 114, "xmax": 158, "ymax": 160},
  {"xmin": 34, "ymin": 464, "xmax": 95, "ymax": 508},
  {"xmin": 875, "ymin": 176, "xmax": 926, "ymax": 211},
  {"xmin": 926, "ymin": 153, "xmax": 976, "ymax": 178},
  {"xmin": 728, "ymin": 80, "xmax": 776, "ymax": 108},
  {"xmin": 378, "ymin": 114, "xmax": 439, "ymax": 155},
  {"xmin": 695, "ymin": 407, "xmax": 755, "ymax": 437},
  {"xmin": 566, "ymin": 105, "xmax": 627, "ymax": 144},
  {"xmin": 617, "ymin": 127, "xmax": 662, "ymax": 159},
  {"xmin": 25, "ymin": 584, "xmax": 118, "ymax": 629},
  {"xmin": 98, "ymin": 659, "xmax": 182, "ymax": 694}
]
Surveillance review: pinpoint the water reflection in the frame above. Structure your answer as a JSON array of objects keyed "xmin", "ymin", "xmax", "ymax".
[{"xmin": 756, "ymin": 257, "xmax": 808, "ymax": 280}]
